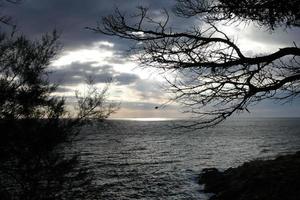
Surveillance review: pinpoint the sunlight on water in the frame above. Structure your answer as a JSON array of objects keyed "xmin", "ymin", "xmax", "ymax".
[
  {"xmin": 110, "ymin": 117, "xmax": 178, "ymax": 121},
  {"xmin": 75, "ymin": 118, "xmax": 300, "ymax": 200}
]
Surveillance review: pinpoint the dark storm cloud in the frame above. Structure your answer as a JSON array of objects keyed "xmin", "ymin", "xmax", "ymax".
[
  {"xmin": 4, "ymin": 0, "xmax": 299, "ymax": 54},
  {"xmin": 6, "ymin": 0, "xmax": 297, "ymax": 60},
  {"xmin": 4, "ymin": 0, "xmax": 176, "ymax": 50},
  {"xmin": 49, "ymin": 62, "xmax": 140, "ymax": 86},
  {"xmin": 115, "ymin": 73, "xmax": 140, "ymax": 86}
]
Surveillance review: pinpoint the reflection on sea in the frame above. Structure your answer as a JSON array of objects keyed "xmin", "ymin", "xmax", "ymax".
[{"xmin": 75, "ymin": 118, "xmax": 300, "ymax": 200}]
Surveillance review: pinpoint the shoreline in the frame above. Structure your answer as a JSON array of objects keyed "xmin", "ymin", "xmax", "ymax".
[{"xmin": 199, "ymin": 151, "xmax": 300, "ymax": 200}]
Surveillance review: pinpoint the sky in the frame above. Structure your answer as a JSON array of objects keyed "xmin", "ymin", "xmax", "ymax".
[{"xmin": 3, "ymin": 0, "xmax": 300, "ymax": 118}]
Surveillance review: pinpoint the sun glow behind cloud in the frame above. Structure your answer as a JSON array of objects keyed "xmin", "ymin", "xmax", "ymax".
[
  {"xmin": 52, "ymin": 41, "xmax": 114, "ymax": 67},
  {"xmin": 49, "ymin": 40, "xmax": 180, "ymax": 118},
  {"xmin": 219, "ymin": 22, "xmax": 297, "ymax": 55},
  {"xmin": 52, "ymin": 41, "xmax": 162, "ymax": 80}
]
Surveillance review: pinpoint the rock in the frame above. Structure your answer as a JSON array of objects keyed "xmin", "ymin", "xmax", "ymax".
[
  {"xmin": 199, "ymin": 168, "xmax": 225, "ymax": 193},
  {"xmin": 199, "ymin": 151, "xmax": 300, "ymax": 200}
]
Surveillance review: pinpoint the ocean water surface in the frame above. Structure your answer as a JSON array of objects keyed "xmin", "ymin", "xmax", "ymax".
[{"xmin": 75, "ymin": 118, "xmax": 300, "ymax": 199}]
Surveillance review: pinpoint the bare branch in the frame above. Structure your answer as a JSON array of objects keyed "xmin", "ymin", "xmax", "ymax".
[{"xmin": 92, "ymin": 2, "xmax": 300, "ymax": 128}]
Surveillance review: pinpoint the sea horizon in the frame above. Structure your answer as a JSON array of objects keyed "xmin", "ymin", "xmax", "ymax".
[{"xmin": 109, "ymin": 116, "xmax": 300, "ymax": 121}]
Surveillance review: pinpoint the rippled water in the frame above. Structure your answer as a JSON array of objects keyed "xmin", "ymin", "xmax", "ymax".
[{"xmin": 75, "ymin": 118, "xmax": 300, "ymax": 200}]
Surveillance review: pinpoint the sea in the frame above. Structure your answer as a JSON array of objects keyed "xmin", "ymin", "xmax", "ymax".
[{"xmin": 74, "ymin": 118, "xmax": 300, "ymax": 200}]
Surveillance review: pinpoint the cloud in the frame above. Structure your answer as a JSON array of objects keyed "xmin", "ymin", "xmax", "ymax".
[
  {"xmin": 54, "ymin": 86, "xmax": 74, "ymax": 93},
  {"xmin": 221, "ymin": 23, "xmax": 300, "ymax": 55},
  {"xmin": 5, "ymin": 0, "xmax": 299, "ymax": 57},
  {"xmin": 130, "ymin": 79, "xmax": 166, "ymax": 101},
  {"xmin": 49, "ymin": 61, "xmax": 140, "ymax": 86},
  {"xmin": 4, "ymin": 0, "xmax": 176, "ymax": 49},
  {"xmin": 115, "ymin": 73, "xmax": 139, "ymax": 85}
]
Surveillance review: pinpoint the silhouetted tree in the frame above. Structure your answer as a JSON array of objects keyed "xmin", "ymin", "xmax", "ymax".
[
  {"xmin": 0, "ymin": 27, "xmax": 117, "ymax": 200},
  {"xmin": 175, "ymin": 0, "xmax": 300, "ymax": 29},
  {"xmin": 91, "ymin": 0, "xmax": 300, "ymax": 128}
]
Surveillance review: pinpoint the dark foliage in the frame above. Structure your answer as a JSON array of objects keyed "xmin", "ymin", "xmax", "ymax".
[
  {"xmin": 175, "ymin": 0, "xmax": 300, "ymax": 29},
  {"xmin": 0, "ymin": 15, "xmax": 117, "ymax": 200},
  {"xmin": 0, "ymin": 119, "xmax": 97, "ymax": 200}
]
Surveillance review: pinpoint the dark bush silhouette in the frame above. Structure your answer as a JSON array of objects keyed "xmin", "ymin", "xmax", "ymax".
[
  {"xmin": 0, "ymin": 24, "xmax": 117, "ymax": 200},
  {"xmin": 91, "ymin": 0, "xmax": 300, "ymax": 128}
]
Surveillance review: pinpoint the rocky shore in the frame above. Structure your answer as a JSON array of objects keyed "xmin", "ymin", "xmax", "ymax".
[{"xmin": 199, "ymin": 151, "xmax": 300, "ymax": 200}]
